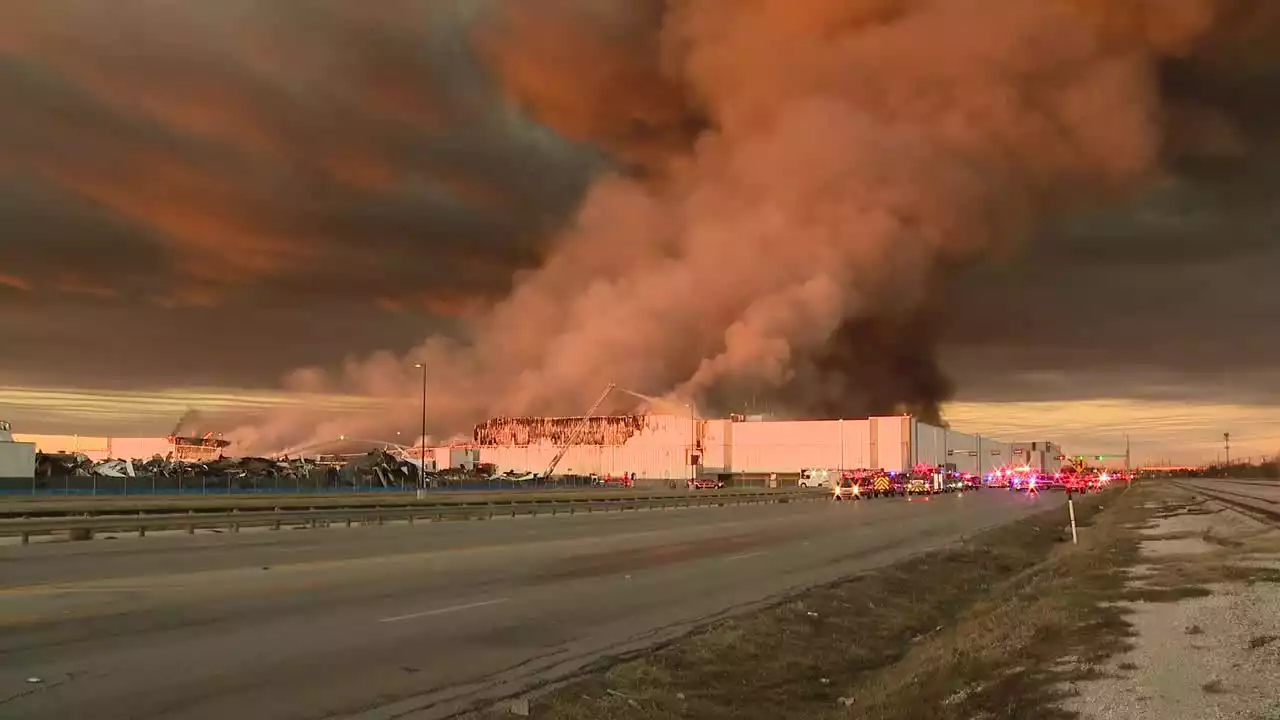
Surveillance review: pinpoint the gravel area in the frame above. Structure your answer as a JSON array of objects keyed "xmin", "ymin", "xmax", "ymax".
[
  {"xmin": 1062, "ymin": 503, "xmax": 1280, "ymax": 720},
  {"xmin": 1140, "ymin": 537, "xmax": 1217, "ymax": 556},
  {"xmin": 1062, "ymin": 582, "xmax": 1280, "ymax": 720}
]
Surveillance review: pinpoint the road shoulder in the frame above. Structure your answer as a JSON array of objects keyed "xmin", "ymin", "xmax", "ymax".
[
  {"xmin": 489, "ymin": 483, "xmax": 1280, "ymax": 719},
  {"xmin": 481, "ymin": 489, "xmax": 1118, "ymax": 719}
]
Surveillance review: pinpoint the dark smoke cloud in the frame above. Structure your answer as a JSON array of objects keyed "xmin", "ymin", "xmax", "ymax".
[
  {"xmin": 475, "ymin": 0, "xmax": 703, "ymax": 175},
  {"xmin": 227, "ymin": 0, "xmax": 1280, "ymax": 454}
]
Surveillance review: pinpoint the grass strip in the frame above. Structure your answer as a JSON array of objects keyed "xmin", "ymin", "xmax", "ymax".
[{"xmin": 515, "ymin": 488, "xmax": 1135, "ymax": 719}]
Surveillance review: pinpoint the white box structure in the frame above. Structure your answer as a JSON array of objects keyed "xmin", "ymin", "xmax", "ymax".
[{"xmin": 466, "ymin": 414, "xmax": 1029, "ymax": 479}]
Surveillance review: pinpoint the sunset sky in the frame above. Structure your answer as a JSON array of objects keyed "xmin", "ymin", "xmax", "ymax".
[{"xmin": 1, "ymin": 2, "xmax": 1277, "ymax": 464}]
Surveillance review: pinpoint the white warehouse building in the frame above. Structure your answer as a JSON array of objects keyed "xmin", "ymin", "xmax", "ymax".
[
  {"xmin": 469, "ymin": 414, "xmax": 1057, "ymax": 480},
  {"xmin": 0, "ymin": 421, "xmax": 36, "ymax": 479}
]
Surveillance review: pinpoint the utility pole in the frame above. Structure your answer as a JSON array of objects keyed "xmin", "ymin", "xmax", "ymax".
[
  {"xmin": 942, "ymin": 428, "xmax": 949, "ymax": 472},
  {"xmin": 1125, "ymin": 434, "xmax": 1131, "ymax": 471},
  {"xmin": 682, "ymin": 402, "xmax": 697, "ymax": 489},
  {"xmin": 690, "ymin": 403, "xmax": 696, "ymax": 486},
  {"xmin": 839, "ymin": 418, "xmax": 845, "ymax": 473},
  {"xmin": 1224, "ymin": 432, "xmax": 1231, "ymax": 466}
]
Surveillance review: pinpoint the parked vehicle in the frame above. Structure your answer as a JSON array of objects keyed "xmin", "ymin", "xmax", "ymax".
[
  {"xmin": 831, "ymin": 477, "xmax": 862, "ymax": 501},
  {"xmin": 799, "ymin": 468, "xmax": 839, "ymax": 489}
]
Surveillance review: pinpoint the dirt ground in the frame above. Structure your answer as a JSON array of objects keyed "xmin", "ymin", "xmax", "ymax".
[
  {"xmin": 1059, "ymin": 488, "xmax": 1280, "ymax": 720},
  {"xmin": 480, "ymin": 482, "xmax": 1280, "ymax": 719}
]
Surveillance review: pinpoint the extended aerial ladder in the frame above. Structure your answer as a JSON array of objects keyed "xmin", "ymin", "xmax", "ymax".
[{"xmin": 541, "ymin": 383, "xmax": 618, "ymax": 480}]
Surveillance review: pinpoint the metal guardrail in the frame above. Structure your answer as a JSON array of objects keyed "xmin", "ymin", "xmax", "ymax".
[
  {"xmin": 1, "ymin": 491, "xmax": 824, "ymax": 544},
  {"xmin": 0, "ymin": 488, "xmax": 809, "ymax": 520},
  {"xmin": 1, "ymin": 475, "xmax": 803, "ymax": 497}
]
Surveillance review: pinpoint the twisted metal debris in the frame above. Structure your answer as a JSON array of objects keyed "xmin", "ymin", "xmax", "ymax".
[{"xmin": 474, "ymin": 415, "xmax": 648, "ymax": 446}]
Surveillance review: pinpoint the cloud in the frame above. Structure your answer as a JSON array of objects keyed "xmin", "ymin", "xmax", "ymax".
[
  {"xmin": 1, "ymin": 0, "xmax": 1277, "ymax": 464},
  {"xmin": 475, "ymin": 0, "xmax": 701, "ymax": 173},
  {"xmin": 0, "ymin": 1, "xmax": 608, "ymax": 400},
  {"xmin": 232, "ymin": 0, "xmax": 1278, "ymax": 454},
  {"xmin": 0, "ymin": 2, "xmax": 599, "ymax": 309}
]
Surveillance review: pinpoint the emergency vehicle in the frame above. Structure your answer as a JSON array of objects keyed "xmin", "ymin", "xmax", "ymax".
[
  {"xmin": 831, "ymin": 477, "xmax": 862, "ymax": 501},
  {"xmin": 868, "ymin": 472, "xmax": 895, "ymax": 498},
  {"xmin": 904, "ymin": 475, "xmax": 934, "ymax": 495},
  {"xmin": 799, "ymin": 468, "xmax": 840, "ymax": 489},
  {"xmin": 905, "ymin": 465, "xmax": 947, "ymax": 495}
]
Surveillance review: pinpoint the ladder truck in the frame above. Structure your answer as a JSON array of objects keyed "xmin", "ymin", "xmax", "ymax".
[{"xmin": 540, "ymin": 383, "xmax": 618, "ymax": 481}]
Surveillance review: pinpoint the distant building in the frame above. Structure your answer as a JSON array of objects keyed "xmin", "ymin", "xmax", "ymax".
[
  {"xmin": 1010, "ymin": 441, "xmax": 1064, "ymax": 472},
  {"xmin": 1, "ymin": 420, "xmax": 38, "ymax": 479},
  {"xmin": 471, "ymin": 413, "xmax": 1027, "ymax": 480},
  {"xmin": 11, "ymin": 433, "xmax": 229, "ymax": 463}
]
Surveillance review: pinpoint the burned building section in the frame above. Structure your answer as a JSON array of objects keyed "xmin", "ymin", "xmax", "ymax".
[
  {"xmin": 168, "ymin": 434, "xmax": 231, "ymax": 462},
  {"xmin": 472, "ymin": 413, "xmax": 698, "ymax": 481},
  {"xmin": 473, "ymin": 415, "xmax": 649, "ymax": 447}
]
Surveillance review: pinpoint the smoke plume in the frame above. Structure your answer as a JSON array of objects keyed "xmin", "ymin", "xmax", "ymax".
[{"xmin": 231, "ymin": 0, "xmax": 1259, "ymax": 453}]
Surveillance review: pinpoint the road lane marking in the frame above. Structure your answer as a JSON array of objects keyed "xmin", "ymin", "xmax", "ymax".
[
  {"xmin": 0, "ymin": 584, "xmax": 185, "ymax": 596},
  {"xmin": 378, "ymin": 597, "xmax": 510, "ymax": 623},
  {"xmin": 724, "ymin": 551, "xmax": 767, "ymax": 561}
]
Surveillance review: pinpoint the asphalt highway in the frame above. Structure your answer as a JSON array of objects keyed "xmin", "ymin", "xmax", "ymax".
[{"xmin": 0, "ymin": 489, "xmax": 1066, "ymax": 719}]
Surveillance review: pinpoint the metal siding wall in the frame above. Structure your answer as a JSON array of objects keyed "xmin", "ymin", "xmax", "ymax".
[
  {"xmin": 731, "ymin": 420, "xmax": 866, "ymax": 473},
  {"xmin": 872, "ymin": 417, "xmax": 910, "ymax": 471},
  {"xmin": 14, "ymin": 433, "xmax": 111, "ymax": 457},
  {"xmin": 944, "ymin": 430, "xmax": 980, "ymax": 474},
  {"xmin": 0, "ymin": 442, "xmax": 35, "ymax": 477},
  {"xmin": 1011, "ymin": 442, "xmax": 1038, "ymax": 469},
  {"xmin": 475, "ymin": 413, "xmax": 691, "ymax": 479},
  {"xmin": 1009, "ymin": 441, "xmax": 1063, "ymax": 472},
  {"xmin": 724, "ymin": 420, "xmax": 734, "ymax": 472},
  {"xmin": 841, "ymin": 420, "xmax": 871, "ymax": 469},
  {"xmin": 447, "ymin": 447, "xmax": 479, "ymax": 469},
  {"xmin": 978, "ymin": 438, "xmax": 1012, "ymax": 474},
  {"xmin": 474, "ymin": 415, "xmax": 1030, "ymax": 479},
  {"xmin": 701, "ymin": 420, "xmax": 730, "ymax": 473},
  {"xmin": 998, "ymin": 440, "xmax": 1015, "ymax": 471},
  {"xmin": 110, "ymin": 437, "xmax": 174, "ymax": 460},
  {"xmin": 914, "ymin": 422, "xmax": 947, "ymax": 467}
]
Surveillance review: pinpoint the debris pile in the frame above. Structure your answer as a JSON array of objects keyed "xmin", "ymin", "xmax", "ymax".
[
  {"xmin": 336, "ymin": 448, "xmax": 422, "ymax": 488},
  {"xmin": 28, "ymin": 449, "xmax": 430, "ymax": 491}
]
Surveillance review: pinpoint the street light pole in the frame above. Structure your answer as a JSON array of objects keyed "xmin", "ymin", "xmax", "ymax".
[
  {"xmin": 415, "ymin": 363, "xmax": 427, "ymax": 497},
  {"xmin": 839, "ymin": 418, "xmax": 845, "ymax": 474},
  {"xmin": 687, "ymin": 403, "xmax": 696, "ymax": 489}
]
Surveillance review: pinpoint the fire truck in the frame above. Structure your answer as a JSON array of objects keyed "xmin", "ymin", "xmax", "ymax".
[{"xmin": 868, "ymin": 471, "xmax": 895, "ymax": 498}]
